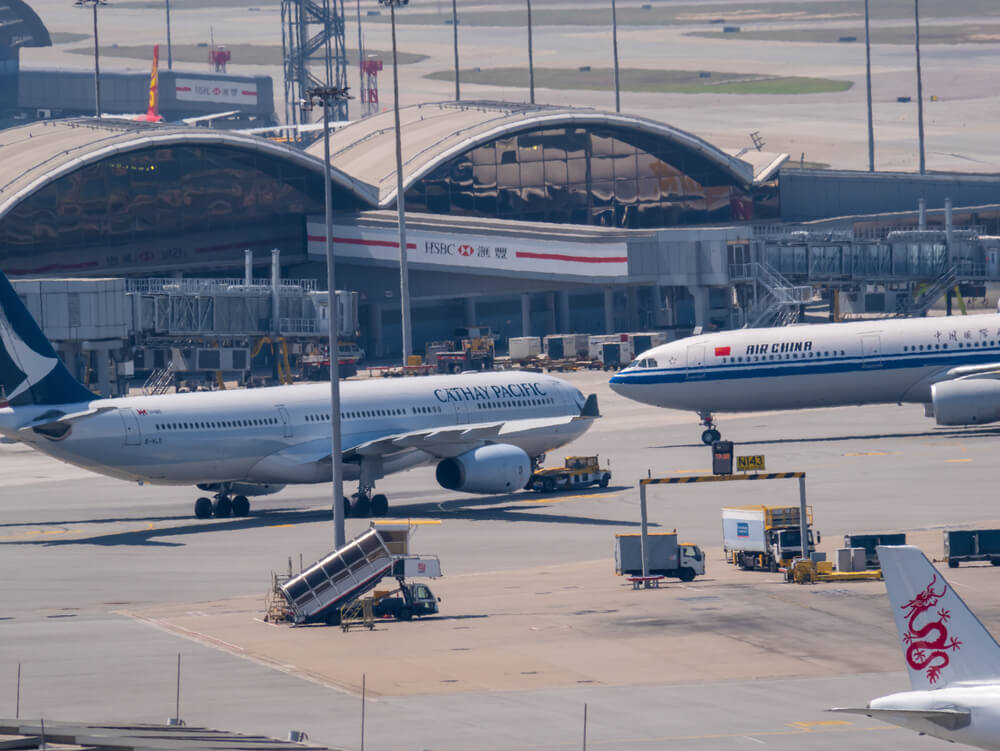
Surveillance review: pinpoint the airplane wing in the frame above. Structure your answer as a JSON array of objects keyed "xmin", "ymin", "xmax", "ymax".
[
  {"xmin": 347, "ymin": 414, "xmax": 589, "ymax": 460},
  {"xmin": 182, "ymin": 110, "xmax": 241, "ymax": 126},
  {"xmin": 828, "ymin": 707, "xmax": 971, "ymax": 731},
  {"xmin": 939, "ymin": 362, "xmax": 1000, "ymax": 380}
]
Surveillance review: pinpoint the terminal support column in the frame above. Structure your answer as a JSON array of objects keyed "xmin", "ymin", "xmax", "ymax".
[
  {"xmin": 557, "ymin": 290, "xmax": 571, "ymax": 333},
  {"xmin": 521, "ymin": 293, "xmax": 532, "ymax": 337},
  {"xmin": 688, "ymin": 286, "xmax": 710, "ymax": 330},
  {"xmin": 369, "ymin": 303, "xmax": 384, "ymax": 359},
  {"xmin": 603, "ymin": 287, "xmax": 614, "ymax": 333},
  {"xmin": 464, "ymin": 297, "xmax": 477, "ymax": 327}
]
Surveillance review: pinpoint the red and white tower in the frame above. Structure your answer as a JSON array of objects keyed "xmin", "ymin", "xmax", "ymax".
[{"xmin": 361, "ymin": 56, "xmax": 382, "ymax": 116}]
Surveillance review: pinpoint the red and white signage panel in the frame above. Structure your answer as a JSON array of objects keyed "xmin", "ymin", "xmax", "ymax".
[
  {"xmin": 174, "ymin": 79, "xmax": 258, "ymax": 105},
  {"xmin": 307, "ymin": 222, "xmax": 629, "ymax": 279}
]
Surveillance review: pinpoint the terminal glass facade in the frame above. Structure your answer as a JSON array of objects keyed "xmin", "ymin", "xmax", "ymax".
[
  {"xmin": 0, "ymin": 145, "xmax": 360, "ymax": 274},
  {"xmin": 405, "ymin": 125, "xmax": 769, "ymax": 228}
]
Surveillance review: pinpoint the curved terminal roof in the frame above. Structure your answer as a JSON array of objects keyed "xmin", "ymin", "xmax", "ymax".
[
  {"xmin": 311, "ymin": 101, "xmax": 766, "ymax": 208},
  {"xmin": 0, "ymin": 0, "xmax": 51, "ymax": 49},
  {"xmin": 0, "ymin": 119, "xmax": 376, "ymax": 221}
]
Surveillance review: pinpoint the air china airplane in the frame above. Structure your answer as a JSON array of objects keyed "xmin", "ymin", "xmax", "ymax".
[
  {"xmin": 609, "ymin": 316, "xmax": 1000, "ymax": 444},
  {"xmin": 831, "ymin": 545, "xmax": 1000, "ymax": 750},
  {"xmin": 0, "ymin": 272, "xmax": 598, "ymax": 519}
]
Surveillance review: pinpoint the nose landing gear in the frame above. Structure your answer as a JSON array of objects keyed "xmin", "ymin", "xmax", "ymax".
[{"xmin": 698, "ymin": 412, "xmax": 721, "ymax": 445}]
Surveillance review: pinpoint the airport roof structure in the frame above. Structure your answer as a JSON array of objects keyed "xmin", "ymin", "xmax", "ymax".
[
  {"xmin": 0, "ymin": 119, "xmax": 375, "ymax": 221},
  {"xmin": 0, "ymin": 719, "xmax": 335, "ymax": 751},
  {"xmin": 311, "ymin": 100, "xmax": 776, "ymax": 208},
  {"xmin": 0, "ymin": 0, "xmax": 51, "ymax": 50}
]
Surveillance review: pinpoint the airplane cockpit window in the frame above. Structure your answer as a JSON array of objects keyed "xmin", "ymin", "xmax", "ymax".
[
  {"xmin": 646, "ymin": 358, "xmax": 658, "ymax": 367},
  {"xmin": 627, "ymin": 359, "xmax": 640, "ymax": 369}
]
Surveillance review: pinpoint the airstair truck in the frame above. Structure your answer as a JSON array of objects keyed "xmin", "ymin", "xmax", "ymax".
[
  {"xmin": 280, "ymin": 527, "xmax": 395, "ymax": 624},
  {"xmin": 722, "ymin": 505, "xmax": 818, "ymax": 572}
]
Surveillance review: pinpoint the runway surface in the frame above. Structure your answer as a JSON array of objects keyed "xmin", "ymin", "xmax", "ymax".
[{"xmin": 2, "ymin": 369, "xmax": 999, "ymax": 749}]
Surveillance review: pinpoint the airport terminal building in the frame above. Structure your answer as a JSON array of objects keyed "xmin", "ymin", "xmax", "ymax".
[{"xmin": 4, "ymin": 101, "xmax": 1000, "ymax": 357}]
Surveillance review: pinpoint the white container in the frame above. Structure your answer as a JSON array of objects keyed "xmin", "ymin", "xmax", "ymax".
[{"xmin": 508, "ymin": 336, "xmax": 541, "ymax": 361}]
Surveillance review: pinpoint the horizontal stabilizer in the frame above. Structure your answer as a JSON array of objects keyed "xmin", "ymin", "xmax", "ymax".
[
  {"xmin": 829, "ymin": 706, "xmax": 971, "ymax": 731},
  {"xmin": 580, "ymin": 393, "xmax": 600, "ymax": 418}
]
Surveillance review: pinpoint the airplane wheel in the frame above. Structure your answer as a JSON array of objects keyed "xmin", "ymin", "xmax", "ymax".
[
  {"xmin": 701, "ymin": 428, "xmax": 721, "ymax": 444},
  {"xmin": 213, "ymin": 496, "xmax": 232, "ymax": 518},
  {"xmin": 232, "ymin": 495, "xmax": 250, "ymax": 517},
  {"xmin": 352, "ymin": 496, "xmax": 371, "ymax": 517},
  {"xmin": 371, "ymin": 494, "xmax": 389, "ymax": 517},
  {"xmin": 195, "ymin": 497, "xmax": 213, "ymax": 519}
]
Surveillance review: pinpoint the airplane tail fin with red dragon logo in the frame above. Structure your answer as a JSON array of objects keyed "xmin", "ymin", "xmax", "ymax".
[{"xmin": 878, "ymin": 545, "xmax": 1000, "ymax": 690}]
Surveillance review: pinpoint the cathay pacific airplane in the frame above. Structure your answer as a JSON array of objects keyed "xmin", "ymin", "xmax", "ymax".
[
  {"xmin": 609, "ymin": 316, "xmax": 1000, "ymax": 443},
  {"xmin": 0, "ymin": 272, "xmax": 598, "ymax": 519},
  {"xmin": 831, "ymin": 545, "xmax": 1000, "ymax": 750}
]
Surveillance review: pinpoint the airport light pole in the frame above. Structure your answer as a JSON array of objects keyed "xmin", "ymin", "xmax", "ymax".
[
  {"xmin": 864, "ymin": 0, "xmax": 874, "ymax": 171},
  {"xmin": 75, "ymin": 0, "xmax": 107, "ymax": 119},
  {"xmin": 611, "ymin": 0, "xmax": 621, "ymax": 113},
  {"xmin": 451, "ymin": 0, "xmax": 460, "ymax": 100},
  {"xmin": 356, "ymin": 0, "xmax": 365, "ymax": 113},
  {"xmin": 165, "ymin": 0, "xmax": 173, "ymax": 69},
  {"xmin": 379, "ymin": 0, "xmax": 413, "ymax": 363},
  {"xmin": 526, "ymin": 0, "xmax": 535, "ymax": 104},
  {"xmin": 302, "ymin": 84, "xmax": 351, "ymax": 548},
  {"xmin": 914, "ymin": 0, "xmax": 926, "ymax": 174}
]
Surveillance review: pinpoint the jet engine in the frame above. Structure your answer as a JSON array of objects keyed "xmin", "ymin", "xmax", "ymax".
[
  {"xmin": 435, "ymin": 444, "xmax": 531, "ymax": 494},
  {"xmin": 931, "ymin": 379, "xmax": 1000, "ymax": 426}
]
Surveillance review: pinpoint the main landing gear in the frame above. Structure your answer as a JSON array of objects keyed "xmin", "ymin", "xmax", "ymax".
[
  {"xmin": 194, "ymin": 487, "xmax": 251, "ymax": 519},
  {"xmin": 698, "ymin": 412, "xmax": 722, "ymax": 445},
  {"xmin": 347, "ymin": 486, "xmax": 389, "ymax": 518}
]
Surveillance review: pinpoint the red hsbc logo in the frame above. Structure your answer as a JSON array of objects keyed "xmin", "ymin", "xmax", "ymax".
[{"xmin": 457, "ymin": 244, "xmax": 474, "ymax": 257}]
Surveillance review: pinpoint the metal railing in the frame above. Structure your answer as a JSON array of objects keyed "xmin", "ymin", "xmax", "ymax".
[{"xmin": 126, "ymin": 278, "xmax": 318, "ymax": 294}]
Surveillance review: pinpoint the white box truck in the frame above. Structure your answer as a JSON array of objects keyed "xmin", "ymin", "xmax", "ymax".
[
  {"xmin": 615, "ymin": 533, "xmax": 705, "ymax": 582},
  {"xmin": 722, "ymin": 505, "xmax": 818, "ymax": 572},
  {"xmin": 508, "ymin": 336, "xmax": 542, "ymax": 362}
]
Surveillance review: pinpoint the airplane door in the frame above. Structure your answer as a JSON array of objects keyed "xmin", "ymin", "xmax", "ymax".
[
  {"xmin": 119, "ymin": 408, "xmax": 141, "ymax": 446},
  {"xmin": 451, "ymin": 399, "xmax": 471, "ymax": 425},
  {"xmin": 686, "ymin": 344, "xmax": 706, "ymax": 380},
  {"xmin": 277, "ymin": 406, "xmax": 293, "ymax": 437},
  {"xmin": 861, "ymin": 334, "xmax": 882, "ymax": 369}
]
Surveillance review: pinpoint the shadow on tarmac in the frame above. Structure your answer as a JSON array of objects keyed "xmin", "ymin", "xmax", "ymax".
[
  {"xmin": 2, "ymin": 487, "xmax": 647, "ymax": 547},
  {"xmin": 655, "ymin": 425, "xmax": 1000, "ymax": 449}
]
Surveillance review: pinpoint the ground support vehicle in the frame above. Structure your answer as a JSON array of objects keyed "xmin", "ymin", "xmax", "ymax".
[
  {"xmin": 722, "ymin": 505, "xmax": 818, "ymax": 572},
  {"xmin": 278, "ymin": 528, "xmax": 395, "ymax": 625},
  {"xmin": 945, "ymin": 529, "xmax": 1000, "ymax": 567},
  {"xmin": 426, "ymin": 326, "xmax": 495, "ymax": 373},
  {"xmin": 508, "ymin": 336, "xmax": 542, "ymax": 362},
  {"xmin": 843, "ymin": 533, "xmax": 906, "ymax": 568},
  {"xmin": 529, "ymin": 455, "xmax": 611, "ymax": 492},
  {"xmin": 373, "ymin": 578, "xmax": 440, "ymax": 621},
  {"xmin": 615, "ymin": 533, "xmax": 705, "ymax": 582}
]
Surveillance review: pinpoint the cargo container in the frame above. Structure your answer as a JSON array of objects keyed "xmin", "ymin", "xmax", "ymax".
[
  {"xmin": 614, "ymin": 533, "xmax": 705, "ymax": 582},
  {"xmin": 944, "ymin": 529, "xmax": 1000, "ymax": 567},
  {"xmin": 508, "ymin": 336, "xmax": 542, "ymax": 362},
  {"xmin": 843, "ymin": 533, "xmax": 906, "ymax": 568},
  {"xmin": 626, "ymin": 331, "xmax": 670, "ymax": 357},
  {"xmin": 722, "ymin": 505, "xmax": 818, "ymax": 572},
  {"xmin": 544, "ymin": 333, "xmax": 589, "ymax": 360}
]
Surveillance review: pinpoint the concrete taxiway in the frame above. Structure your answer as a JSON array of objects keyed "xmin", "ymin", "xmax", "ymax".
[{"xmin": 2, "ymin": 369, "xmax": 1000, "ymax": 750}]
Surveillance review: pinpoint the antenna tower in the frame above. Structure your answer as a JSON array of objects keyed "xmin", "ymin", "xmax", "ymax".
[{"xmin": 281, "ymin": 0, "xmax": 349, "ymax": 133}]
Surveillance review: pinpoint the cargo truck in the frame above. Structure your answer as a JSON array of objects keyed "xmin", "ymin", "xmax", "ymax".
[
  {"xmin": 722, "ymin": 505, "xmax": 819, "ymax": 572},
  {"xmin": 615, "ymin": 533, "xmax": 705, "ymax": 582},
  {"xmin": 944, "ymin": 529, "xmax": 1000, "ymax": 567}
]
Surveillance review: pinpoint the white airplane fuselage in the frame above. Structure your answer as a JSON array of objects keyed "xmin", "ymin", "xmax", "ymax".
[
  {"xmin": 0, "ymin": 372, "xmax": 590, "ymax": 487},
  {"xmin": 610, "ymin": 315, "xmax": 1000, "ymax": 412}
]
